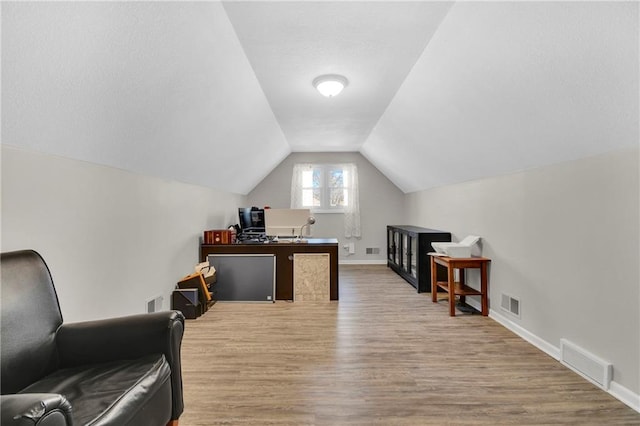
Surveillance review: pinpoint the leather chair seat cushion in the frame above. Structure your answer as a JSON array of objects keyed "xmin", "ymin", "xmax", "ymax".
[{"xmin": 19, "ymin": 353, "xmax": 171, "ymax": 425}]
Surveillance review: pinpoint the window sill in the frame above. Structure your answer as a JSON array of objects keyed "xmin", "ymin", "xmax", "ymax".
[{"xmin": 311, "ymin": 209, "xmax": 345, "ymax": 214}]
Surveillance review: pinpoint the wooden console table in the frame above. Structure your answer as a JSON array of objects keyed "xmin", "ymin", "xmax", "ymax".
[
  {"xmin": 200, "ymin": 239, "xmax": 338, "ymax": 301},
  {"xmin": 429, "ymin": 254, "xmax": 491, "ymax": 316}
]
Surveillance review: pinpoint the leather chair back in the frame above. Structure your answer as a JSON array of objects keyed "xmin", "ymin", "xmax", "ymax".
[{"xmin": 1, "ymin": 250, "xmax": 63, "ymax": 393}]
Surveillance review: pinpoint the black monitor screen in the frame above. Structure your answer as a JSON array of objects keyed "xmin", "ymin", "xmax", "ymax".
[{"xmin": 238, "ymin": 208, "xmax": 265, "ymax": 232}]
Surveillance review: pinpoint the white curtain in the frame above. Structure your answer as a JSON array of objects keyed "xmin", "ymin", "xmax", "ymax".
[
  {"xmin": 341, "ymin": 163, "xmax": 361, "ymax": 239},
  {"xmin": 290, "ymin": 163, "xmax": 313, "ymax": 208}
]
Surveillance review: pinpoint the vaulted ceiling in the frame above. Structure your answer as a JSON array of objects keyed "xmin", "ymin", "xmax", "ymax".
[
  {"xmin": 2, "ymin": 1, "xmax": 638, "ymax": 194},
  {"xmin": 223, "ymin": 1, "xmax": 453, "ymax": 153}
]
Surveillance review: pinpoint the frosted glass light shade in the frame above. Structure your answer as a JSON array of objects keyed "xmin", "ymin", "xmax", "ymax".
[{"xmin": 313, "ymin": 75, "xmax": 348, "ymax": 97}]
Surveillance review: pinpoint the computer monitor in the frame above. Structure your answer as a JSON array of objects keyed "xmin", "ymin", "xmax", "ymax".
[
  {"xmin": 264, "ymin": 208, "xmax": 312, "ymax": 238},
  {"xmin": 238, "ymin": 207, "xmax": 265, "ymax": 234}
]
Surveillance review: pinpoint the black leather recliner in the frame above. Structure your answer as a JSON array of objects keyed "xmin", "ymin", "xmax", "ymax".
[{"xmin": 1, "ymin": 250, "xmax": 185, "ymax": 426}]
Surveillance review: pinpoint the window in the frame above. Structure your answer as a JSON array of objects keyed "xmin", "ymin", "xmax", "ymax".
[
  {"xmin": 291, "ymin": 163, "xmax": 361, "ymax": 238},
  {"xmin": 300, "ymin": 165, "xmax": 348, "ymax": 211}
]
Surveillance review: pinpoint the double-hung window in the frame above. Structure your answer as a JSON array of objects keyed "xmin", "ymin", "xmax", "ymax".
[
  {"xmin": 299, "ymin": 165, "xmax": 348, "ymax": 212},
  {"xmin": 291, "ymin": 163, "xmax": 361, "ymax": 238}
]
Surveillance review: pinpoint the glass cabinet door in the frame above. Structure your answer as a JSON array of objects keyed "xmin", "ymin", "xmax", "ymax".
[
  {"xmin": 402, "ymin": 235, "xmax": 409, "ymax": 273},
  {"xmin": 410, "ymin": 237, "xmax": 417, "ymax": 278},
  {"xmin": 395, "ymin": 232, "xmax": 401, "ymax": 266},
  {"xmin": 388, "ymin": 229, "xmax": 395, "ymax": 263}
]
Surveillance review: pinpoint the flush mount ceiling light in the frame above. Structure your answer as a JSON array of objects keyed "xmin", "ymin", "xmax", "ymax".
[{"xmin": 313, "ymin": 74, "xmax": 348, "ymax": 98}]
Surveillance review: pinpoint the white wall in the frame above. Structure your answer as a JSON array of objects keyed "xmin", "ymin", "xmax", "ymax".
[
  {"xmin": 405, "ymin": 147, "xmax": 639, "ymax": 402},
  {"xmin": 1, "ymin": 146, "xmax": 244, "ymax": 322},
  {"xmin": 247, "ymin": 152, "xmax": 405, "ymax": 263}
]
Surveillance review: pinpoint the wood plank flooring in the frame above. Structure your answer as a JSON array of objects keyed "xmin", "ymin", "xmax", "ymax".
[{"xmin": 180, "ymin": 265, "xmax": 639, "ymax": 425}]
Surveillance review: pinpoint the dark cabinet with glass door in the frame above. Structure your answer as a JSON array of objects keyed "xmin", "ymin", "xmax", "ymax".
[{"xmin": 387, "ymin": 225, "xmax": 451, "ymax": 292}]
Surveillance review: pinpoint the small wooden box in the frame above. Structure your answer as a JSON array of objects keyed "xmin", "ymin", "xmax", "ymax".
[{"xmin": 204, "ymin": 229, "xmax": 236, "ymax": 245}]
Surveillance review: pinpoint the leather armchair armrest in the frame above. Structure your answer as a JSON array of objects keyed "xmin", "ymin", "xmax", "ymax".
[
  {"xmin": 1, "ymin": 393, "xmax": 73, "ymax": 426},
  {"xmin": 56, "ymin": 311, "xmax": 185, "ymax": 420}
]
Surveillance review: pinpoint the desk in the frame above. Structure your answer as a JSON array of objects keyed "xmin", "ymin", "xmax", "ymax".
[
  {"xmin": 200, "ymin": 239, "xmax": 339, "ymax": 301},
  {"xmin": 430, "ymin": 255, "xmax": 491, "ymax": 316}
]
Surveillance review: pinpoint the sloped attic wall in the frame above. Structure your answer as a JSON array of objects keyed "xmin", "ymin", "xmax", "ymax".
[
  {"xmin": 362, "ymin": 1, "xmax": 638, "ymax": 193},
  {"xmin": 362, "ymin": 0, "xmax": 640, "ymax": 407},
  {"xmin": 2, "ymin": 1, "xmax": 289, "ymax": 195},
  {"xmin": 1, "ymin": 2, "xmax": 271, "ymax": 321}
]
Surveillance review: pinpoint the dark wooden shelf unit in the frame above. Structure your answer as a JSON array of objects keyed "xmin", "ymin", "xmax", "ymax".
[{"xmin": 387, "ymin": 225, "xmax": 451, "ymax": 292}]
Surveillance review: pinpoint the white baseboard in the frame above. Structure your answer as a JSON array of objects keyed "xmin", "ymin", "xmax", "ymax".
[
  {"xmin": 609, "ymin": 381, "xmax": 640, "ymax": 413},
  {"xmin": 489, "ymin": 308, "xmax": 560, "ymax": 360},
  {"xmin": 489, "ymin": 309, "xmax": 640, "ymax": 413},
  {"xmin": 339, "ymin": 259, "xmax": 387, "ymax": 265}
]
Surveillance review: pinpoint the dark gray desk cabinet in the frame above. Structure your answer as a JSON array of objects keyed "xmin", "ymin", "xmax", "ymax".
[{"xmin": 387, "ymin": 225, "xmax": 451, "ymax": 292}]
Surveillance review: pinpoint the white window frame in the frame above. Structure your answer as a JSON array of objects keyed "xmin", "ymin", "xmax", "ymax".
[
  {"xmin": 300, "ymin": 164, "xmax": 348, "ymax": 214},
  {"xmin": 291, "ymin": 162, "xmax": 361, "ymax": 238}
]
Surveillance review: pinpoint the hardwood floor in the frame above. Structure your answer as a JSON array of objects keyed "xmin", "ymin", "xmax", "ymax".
[{"xmin": 180, "ymin": 265, "xmax": 639, "ymax": 425}]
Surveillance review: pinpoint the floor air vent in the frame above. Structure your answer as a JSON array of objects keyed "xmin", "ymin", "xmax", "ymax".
[{"xmin": 560, "ymin": 339, "xmax": 612, "ymax": 390}]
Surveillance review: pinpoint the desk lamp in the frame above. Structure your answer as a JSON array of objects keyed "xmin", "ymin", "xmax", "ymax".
[{"xmin": 296, "ymin": 216, "xmax": 316, "ymax": 243}]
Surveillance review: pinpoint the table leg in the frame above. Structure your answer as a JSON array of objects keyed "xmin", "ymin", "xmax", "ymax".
[
  {"xmin": 431, "ymin": 256, "xmax": 437, "ymax": 303},
  {"xmin": 459, "ymin": 267, "xmax": 466, "ymax": 306},
  {"xmin": 448, "ymin": 264, "xmax": 456, "ymax": 316},
  {"xmin": 481, "ymin": 262, "xmax": 488, "ymax": 316}
]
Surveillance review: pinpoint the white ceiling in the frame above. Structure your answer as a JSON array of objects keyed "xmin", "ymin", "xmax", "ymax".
[
  {"xmin": 2, "ymin": 1, "xmax": 638, "ymax": 194},
  {"xmin": 223, "ymin": 1, "xmax": 453, "ymax": 152}
]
